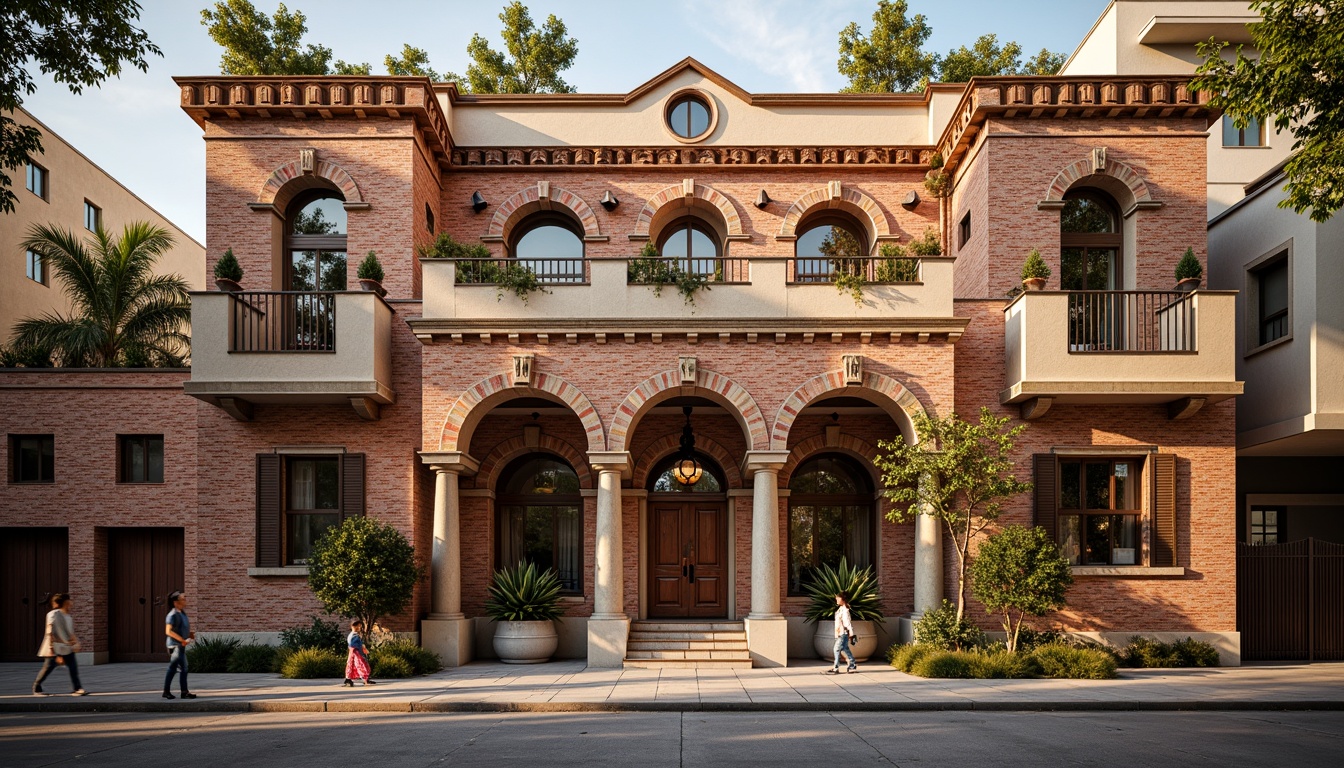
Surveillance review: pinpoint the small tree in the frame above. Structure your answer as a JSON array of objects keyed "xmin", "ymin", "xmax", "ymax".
[
  {"xmin": 970, "ymin": 525, "xmax": 1072, "ymax": 653},
  {"xmin": 307, "ymin": 517, "xmax": 423, "ymax": 641},
  {"xmin": 1175, "ymin": 247, "xmax": 1202, "ymax": 283},
  {"xmin": 214, "ymin": 248, "xmax": 243, "ymax": 281},
  {"xmin": 356, "ymin": 251, "xmax": 384, "ymax": 283},
  {"xmin": 1021, "ymin": 248, "xmax": 1050, "ymax": 281},
  {"xmin": 875, "ymin": 407, "xmax": 1032, "ymax": 621}
]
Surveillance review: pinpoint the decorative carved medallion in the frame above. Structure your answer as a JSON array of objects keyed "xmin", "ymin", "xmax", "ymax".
[
  {"xmin": 512, "ymin": 354, "xmax": 534, "ymax": 386},
  {"xmin": 842, "ymin": 354, "xmax": 863, "ymax": 385},
  {"xmin": 678, "ymin": 356, "xmax": 697, "ymax": 385},
  {"xmin": 300, "ymin": 148, "xmax": 316, "ymax": 174}
]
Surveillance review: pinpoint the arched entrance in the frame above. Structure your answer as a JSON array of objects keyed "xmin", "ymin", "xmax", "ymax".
[{"xmin": 646, "ymin": 446, "xmax": 729, "ymax": 619}]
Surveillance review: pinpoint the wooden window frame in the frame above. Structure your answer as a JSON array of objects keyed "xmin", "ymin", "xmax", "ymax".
[
  {"xmin": 495, "ymin": 454, "xmax": 585, "ymax": 596},
  {"xmin": 425, "ymin": 202, "xmax": 435, "ymax": 234},
  {"xmin": 785, "ymin": 453, "xmax": 877, "ymax": 596},
  {"xmin": 9, "ymin": 434, "xmax": 55, "ymax": 484},
  {"xmin": 958, "ymin": 211, "xmax": 972, "ymax": 250},
  {"xmin": 117, "ymin": 434, "xmax": 165, "ymax": 484},
  {"xmin": 284, "ymin": 190, "xmax": 348, "ymax": 291},
  {"xmin": 26, "ymin": 161, "xmax": 48, "ymax": 200},
  {"xmin": 1060, "ymin": 190, "xmax": 1123, "ymax": 290},
  {"xmin": 1249, "ymin": 506, "xmax": 1286, "ymax": 545},
  {"xmin": 282, "ymin": 455, "xmax": 342, "ymax": 566},
  {"xmin": 1056, "ymin": 457, "xmax": 1144, "ymax": 566}
]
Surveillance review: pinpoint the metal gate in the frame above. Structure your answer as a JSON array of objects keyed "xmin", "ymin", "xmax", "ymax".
[{"xmin": 1238, "ymin": 538, "xmax": 1344, "ymax": 661}]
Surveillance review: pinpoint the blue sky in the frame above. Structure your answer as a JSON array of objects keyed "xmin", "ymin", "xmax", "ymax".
[{"xmin": 19, "ymin": 0, "xmax": 1109, "ymax": 243}]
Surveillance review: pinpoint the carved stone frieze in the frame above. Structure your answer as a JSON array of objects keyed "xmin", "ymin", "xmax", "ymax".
[{"xmin": 440, "ymin": 144, "xmax": 942, "ymax": 168}]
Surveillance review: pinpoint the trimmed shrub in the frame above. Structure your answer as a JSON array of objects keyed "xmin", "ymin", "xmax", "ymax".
[
  {"xmin": 186, "ymin": 636, "xmax": 239, "ymax": 673},
  {"xmin": 280, "ymin": 647, "xmax": 345, "ymax": 679},
  {"xmin": 969, "ymin": 651, "xmax": 1039, "ymax": 679},
  {"xmin": 914, "ymin": 599, "xmax": 986, "ymax": 651},
  {"xmin": 889, "ymin": 643, "xmax": 936, "ymax": 673},
  {"xmin": 1120, "ymin": 636, "xmax": 1220, "ymax": 668},
  {"xmin": 226, "ymin": 643, "xmax": 277, "ymax": 673},
  {"xmin": 376, "ymin": 640, "xmax": 442, "ymax": 676},
  {"xmin": 911, "ymin": 650, "xmax": 978, "ymax": 678},
  {"xmin": 369, "ymin": 650, "xmax": 413, "ymax": 679},
  {"xmin": 279, "ymin": 616, "xmax": 346, "ymax": 654},
  {"xmin": 1031, "ymin": 644, "xmax": 1118, "ymax": 679}
]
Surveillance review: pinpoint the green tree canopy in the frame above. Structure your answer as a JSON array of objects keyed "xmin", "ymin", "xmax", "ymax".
[
  {"xmin": 0, "ymin": 0, "xmax": 160, "ymax": 213},
  {"xmin": 875, "ymin": 407, "xmax": 1032, "ymax": 620},
  {"xmin": 307, "ymin": 517, "xmax": 423, "ymax": 639},
  {"xmin": 200, "ymin": 0, "xmax": 335, "ymax": 75},
  {"xmin": 12, "ymin": 222, "xmax": 190, "ymax": 367},
  {"xmin": 385, "ymin": 44, "xmax": 441, "ymax": 81},
  {"xmin": 1194, "ymin": 0, "xmax": 1344, "ymax": 222},
  {"xmin": 970, "ymin": 525, "xmax": 1073, "ymax": 653},
  {"xmin": 937, "ymin": 34, "xmax": 1025, "ymax": 84},
  {"xmin": 461, "ymin": 2, "xmax": 579, "ymax": 94}
]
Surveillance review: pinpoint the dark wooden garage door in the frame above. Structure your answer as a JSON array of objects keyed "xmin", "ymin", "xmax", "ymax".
[
  {"xmin": 0, "ymin": 528, "xmax": 69, "ymax": 662},
  {"xmin": 1238, "ymin": 538, "xmax": 1344, "ymax": 661},
  {"xmin": 109, "ymin": 528, "xmax": 184, "ymax": 663}
]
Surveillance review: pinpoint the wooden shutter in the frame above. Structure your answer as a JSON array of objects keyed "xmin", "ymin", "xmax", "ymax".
[
  {"xmin": 256, "ymin": 454, "xmax": 281, "ymax": 567},
  {"xmin": 1033, "ymin": 454, "xmax": 1057, "ymax": 541},
  {"xmin": 1152, "ymin": 453, "xmax": 1177, "ymax": 567},
  {"xmin": 341, "ymin": 453, "xmax": 365, "ymax": 521}
]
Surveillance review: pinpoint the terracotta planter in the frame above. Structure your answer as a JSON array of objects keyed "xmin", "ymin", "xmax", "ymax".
[
  {"xmin": 358, "ymin": 278, "xmax": 387, "ymax": 297},
  {"xmin": 214, "ymin": 277, "xmax": 242, "ymax": 293},
  {"xmin": 1022, "ymin": 277, "xmax": 1047, "ymax": 291},
  {"xmin": 812, "ymin": 620, "xmax": 879, "ymax": 663},
  {"xmin": 1175, "ymin": 277, "xmax": 1200, "ymax": 293},
  {"xmin": 492, "ymin": 619, "xmax": 558, "ymax": 664}
]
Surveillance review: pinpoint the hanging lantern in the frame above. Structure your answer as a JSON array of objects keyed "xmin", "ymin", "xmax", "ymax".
[{"xmin": 672, "ymin": 406, "xmax": 703, "ymax": 486}]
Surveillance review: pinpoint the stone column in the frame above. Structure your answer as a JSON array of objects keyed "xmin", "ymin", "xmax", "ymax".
[
  {"xmin": 418, "ymin": 451, "xmax": 478, "ymax": 666},
  {"xmin": 743, "ymin": 450, "xmax": 790, "ymax": 667},
  {"xmin": 913, "ymin": 473, "xmax": 944, "ymax": 615},
  {"xmin": 587, "ymin": 451, "xmax": 632, "ymax": 667}
]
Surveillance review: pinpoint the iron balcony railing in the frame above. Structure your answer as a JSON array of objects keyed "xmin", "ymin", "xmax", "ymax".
[
  {"xmin": 789, "ymin": 256, "xmax": 922, "ymax": 284},
  {"xmin": 228, "ymin": 291, "xmax": 336, "ymax": 352},
  {"xmin": 626, "ymin": 256, "xmax": 750, "ymax": 285},
  {"xmin": 1067, "ymin": 290, "xmax": 1195, "ymax": 352},
  {"xmin": 453, "ymin": 256, "xmax": 588, "ymax": 284}
]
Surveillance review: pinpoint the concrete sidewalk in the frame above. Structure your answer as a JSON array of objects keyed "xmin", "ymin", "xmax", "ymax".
[{"xmin": 2, "ymin": 659, "xmax": 1342, "ymax": 713}]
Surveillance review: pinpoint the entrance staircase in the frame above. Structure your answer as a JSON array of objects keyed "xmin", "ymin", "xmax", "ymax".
[{"xmin": 623, "ymin": 620, "xmax": 752, "ymax": 669}]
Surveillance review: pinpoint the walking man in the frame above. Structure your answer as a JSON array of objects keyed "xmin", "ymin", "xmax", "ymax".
[{"xmin": 163, "ymin": 591, "xmax": 197, "ymax": 699}]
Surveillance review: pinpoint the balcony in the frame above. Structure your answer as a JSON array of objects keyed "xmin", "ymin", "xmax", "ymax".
[
  {"xmin": 415, "ymin": 255, "xmax": 961, "ymax": 340},
  {"xmin": 185, "ymin": 291, "xmax": 396, "ymax": 420},
  {"xmin": 1002, "ymin": 290, "xmax": 1242, "ymax": 420}
]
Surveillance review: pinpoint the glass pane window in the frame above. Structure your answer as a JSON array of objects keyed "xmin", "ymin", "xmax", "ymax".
[
  {"xmin": 795, "ymin": 223, "xmax": 865, "ymax": 283},
  {"xmin": 1222, "ymin": 114, "xmax": 1263, "ymax": 147},
  {"xmin": 668, "ymin": 95, "xmax": 711, "ymax": 139},
  {"xmin": 84, "ymin": 201, "xmax": 101, "ymax": 231},
  {"xmin": 1061, "ymin": 248, "xmax": 1117, "ymax": 291},
  {"xmin": 515, "ymin": 224, "xmax": 583, "ymax": 260},
  {"xmin": 119, "ymin": 435, "xmax": 164, "ymax": 483},
  {"xmin": 26, "ymin": 163, "xmax": 47, "ymax": 198},
  {"xmin": 497, "ymin": 455, "xmax": 584, "ymax": 594},
  {"xmin": 285, "ymin": 457, "xmax": 340, "ymax": 565},
  {"xmin": 1058, "ymin": 459, "xmax": 1141, "ymax": 565},
  {"xmin": 289, "ymin": 250, "xmax": 347, "ymax": 291},
  {"xmin": 1250, "ymin": 507, "xmax": 1284, "ymax": 545},
  {"xmin": 1061, "ymin": 197, "xmax": 1116, "ymax": 233},
  {"xmin": 291, "ymin": 197, "xmax": 347, "ymax": 235},
  {"xmin": 1258, "ymin": 259, "xmax": 1288, "ymax": 345},
  {"xmin": 287, "ymin": 513, "xmax": 339, "ymax": 565},
  {"xmin": 787, "ymin": 454, "xmax": 875, "ymax": 594},
  {"xmin": 26, "ymin": 250, "xmax": 44, "ymax": 284},
  {"xmin": 10, "ymin": 435, "xmax": 55, "ymax": 483}
]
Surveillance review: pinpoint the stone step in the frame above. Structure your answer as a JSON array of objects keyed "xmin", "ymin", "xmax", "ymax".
[
  {"xmin": 628, "ymin": 631, "xmax": 746, "ymax": 642},
  {"xmin": 630, "ymin": 622, "xmax": 744, "ymax": 633},
  {"xmin": 625, "ymin": 649, "xmax": 751, "ymax": 661},
  {"xmin": 627, "ymin": 639, "xmax": 749, "ymax": 651},
  {"xmin": 622, "ymin": 658, "xmax": 754, "ymax": 670}
]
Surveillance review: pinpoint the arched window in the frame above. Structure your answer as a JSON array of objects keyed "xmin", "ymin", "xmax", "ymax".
[
  {"xmin": 1060, "ymin": 190, "xmax": 1121, "ymax": 291},
  {"xmin": 657, "ymin": 218, "xmax": 721, "ymax": 277},
  {"xmin": 794, "ymin": 217, "xmax": 868, "ymax": 283},
  {"xmin": 286, "ymin": 190, "xmax": 347, "ymax": 291},
  {"xmin": 511, "ymin": 213, "xmax": 585, "ymax": 283},
  {"xmin": 497, "ymin": 455, "xmax": 583, "ymax": 593},
  {"xmin": 787, "ymin": 454, "xmax": 875, "ymax": 595},
  {"xmin": 649, "ymin": 453, "xmax": 725, "ymax": 493}
]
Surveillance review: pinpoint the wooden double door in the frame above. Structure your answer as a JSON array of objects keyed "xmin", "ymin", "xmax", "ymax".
[
  {"xmin": 0, "ymin": 528, "xmax": 68, "ymax": 662},
  {"xmin": 649, "ymin": 500, "xmax": 728, "ymax": 618},
  {"xmin": 109, "ymin": 528, "xmax": 184, "ymax": 662}
]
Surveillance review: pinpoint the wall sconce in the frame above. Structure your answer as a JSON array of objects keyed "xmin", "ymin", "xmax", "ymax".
[
  {"xmin": 901, "ymin": 190, "xmax": 920, "ymax": 208},
  {"xmin": 471, "ymin": 191, "xmax": 489, "ymax": 212},
  {"xmin": 754, "ymin": 189, "xmax": 771, "ymax": 209},
  {"xmin": 600, "ymin": 191, "xmax": 619, "ymax": 210}
]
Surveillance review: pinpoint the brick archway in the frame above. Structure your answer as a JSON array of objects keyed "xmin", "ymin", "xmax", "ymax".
[
  {"xmin": 259, "ymin": 158, "xmax": 364, "ymax": 211},
  {"xmin": 608, "ymin": 368, "xmax": 767, "ymax": 453},
  {"xmin": 485, "ymin": 182, "xmax": 603, "ymax": 244},
  {"xmin": 780, "ymin": 433, "xmax": 882, "ymax": 486},
  {"xmin": 438, "ymin": 370, "xmax": 605, "ymax": 453},
  {"xmin": 632, "ymin": 433, "xmax": 743, "ymax": 490},
  {"xmin": 476, "ymin": 434, "xmax": 594, "ymax": 490},
  {"xmin": 632, "ymin": 180, "xmax": 745, "ymax": 241},
  {"xmin": 1040, "ymin": 156, "xmax": 1159, "ymax": 215},
  {"xmin": 771, "ymin": 370, "xmax": 926, "ymax": 450},
  {"xmin": 776, "ymin": 182, "xmax": 892, "ymax": 251}
]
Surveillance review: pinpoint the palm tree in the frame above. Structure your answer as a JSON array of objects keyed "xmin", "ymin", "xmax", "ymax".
[{"xmin": 12, "ymin": 222, "xmax": 191, "ymax": 367}]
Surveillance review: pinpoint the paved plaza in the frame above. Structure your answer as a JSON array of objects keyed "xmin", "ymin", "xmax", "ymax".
[{"xmin": 2, "ymin": 660, "xmax": 1343, "ymax": 713}]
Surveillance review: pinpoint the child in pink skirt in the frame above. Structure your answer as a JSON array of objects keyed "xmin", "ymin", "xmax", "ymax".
[{"xmin": 342, "ymin": 619, "xmax": 376, "ymax": 687}]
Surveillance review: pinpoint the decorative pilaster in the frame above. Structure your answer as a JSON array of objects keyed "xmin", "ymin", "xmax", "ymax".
[
  {"xmin": 743, "ymin": 450, "xmax": 790, "ymax": 667},
  {"xmin": 418, "ymin": 451, "xmax": 479, "ymax": 666},
  {"xmin": 587, "ymin": 451, "xmax": 632, "ymax": 667}
]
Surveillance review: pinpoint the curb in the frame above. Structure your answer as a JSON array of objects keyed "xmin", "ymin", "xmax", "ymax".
[{"xmin": 2, "ymin": 699, "xmax": 1342, "ymax": 714}]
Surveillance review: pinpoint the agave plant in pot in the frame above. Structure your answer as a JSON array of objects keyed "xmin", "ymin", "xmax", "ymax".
[
  {"xmin": 802, "ymin": 557, "xmax": 884, "ymax": 661},
  {"xmin": 484, "ymin": 561, "xmax": 564, "ymax": 664}
]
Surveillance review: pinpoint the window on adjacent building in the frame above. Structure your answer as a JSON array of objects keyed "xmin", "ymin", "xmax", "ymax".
[
  {"xmin": 1222, "ymin": 114, "xmax": 1264, "ymax": 147},
  {"xmin": 284, "ymin": 456, "xmax": 341, "ymax": 565},
  {"xmin": 497, "ymin": 455, "xmax": 583, "ymax": 594},
  {"xmin": 1250, "ymin": 507, "xmax": 1285, "ymax": 545},
  {"xmin": 1255, "ymin": 257, "xmax": 1289, "ymax": 346},
  {"xmin": 9, "ymin": 435, "xmax": 55, "ymax": 483},
  {"xmin": 26, "ymin": 162, "xmax": 48, "ymax": 199},
  {"xmin": 84, "ymin": 201, "xmax": 101, "ymax": 231},
  {"xmin": 1057, "ymin": 459, "xmax": 1141, "ymax": 566},
  {"xmin": 788, "ymin": 454, "xmax": 876, "ymax": 595},
  {"xmin": 958, "ymin": 212, "xmax": 972, "ymax": 249},
  {"xmin": 25, "ymin": 249, "xmax": 45, "ymax": 284},
  {"xmin": 118, "ymin": 435, "xmax": 164, "ymax": 483},
  {"xmin": 425, "ymin": 203, "xmax": 435, "ymax": 234}
]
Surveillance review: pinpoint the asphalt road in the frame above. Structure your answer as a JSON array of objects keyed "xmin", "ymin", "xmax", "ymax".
[{"xmin": 2, "ymin": 710, "xmax": 1342, "ymax": 767}]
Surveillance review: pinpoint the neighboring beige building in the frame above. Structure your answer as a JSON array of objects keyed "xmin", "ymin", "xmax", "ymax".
[{"xmin": 2, "ymin": 107, "xmax": 204, "ymax": 344}]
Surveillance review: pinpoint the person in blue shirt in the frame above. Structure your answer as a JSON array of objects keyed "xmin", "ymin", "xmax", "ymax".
[
  {"xmin": 343, "ymin": 619, "xmax": 375, "ymax": 687},
  {"xmin": 163, "ymin": 591, "xmax": 197, "ymax": 699}
]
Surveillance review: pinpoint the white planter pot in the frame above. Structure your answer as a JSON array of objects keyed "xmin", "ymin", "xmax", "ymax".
[
  {"xmin": 492, "ymin": 620, "xmax": 558, "ymax": 664},
  {"xmin": 813, "ymin": 620, "xmax": 878, "ymax": 663}
]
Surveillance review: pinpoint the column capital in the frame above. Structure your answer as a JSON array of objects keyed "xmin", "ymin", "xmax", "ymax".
[
  {"xmin": 742, "ymin": 450, "xmax": 790, "ymax": 478},
  {"xmin": 586, "ymin": 451, "xmax": 632, "ymax": 479},
  {"xmin": 419, "ymin": 451, "xmax": 479, "ymax": 476}
]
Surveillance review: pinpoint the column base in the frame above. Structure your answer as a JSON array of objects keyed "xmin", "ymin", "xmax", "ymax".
[
  {"xmin": 586, "ymin": 617, "xmax": 630, "ymax": 668},
  {"xmin": 422, "ymin": 616, "xmax": 474, "ymax": 667},
  {"xmin": 744, "ymin": 616, "xmax": 788, "ymax": 668}
]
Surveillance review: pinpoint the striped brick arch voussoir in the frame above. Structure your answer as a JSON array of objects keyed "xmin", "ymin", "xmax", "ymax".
[
  {"xmin": 1041, "ymin": 157, "xmax": 1157, "ymax": 214},
  {"xmin": 770, "ymin": 370, "xmax": 925, "ymax": 451},
  {"xmin": 632, "ymin": 433, "xmax": 743, "ymax": 490},
  {"xmin": 775, "ymin": 183, "xmax": 892, "ymax": 248},
  {"xmin": 608, "ymin": 368, "xmax": 767, "ymax": 453},
  {"xmin": 438, "ymin": 371, "xmax": 606, "ymax": 453},
  {"xmin": 632, "ymin": 181, "xmax": 744, "ymax": 239},
  {"xmin": 486, "ymin": 183, "xmax": 603, "ymax": 242},
  {"xmin": 258, "ymin": 159, "xmax": 364, "ymax": 210},
  {"xmin": 476, "ymin": 434, "xmax": 595, "ymax": 490}
]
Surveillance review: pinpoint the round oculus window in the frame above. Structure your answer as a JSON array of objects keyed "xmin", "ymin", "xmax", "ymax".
[{"xmin": 667, "ymin": 94, "xmax": 712, "ymax": 140}]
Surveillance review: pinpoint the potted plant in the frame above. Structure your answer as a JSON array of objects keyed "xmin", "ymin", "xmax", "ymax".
[
  {"xmin": 802, "ymin": 558, "xmax": 885, "ymax": 662},
  {"xmin": 1175, "ymin": 247, "xmax": 1203, "ymax": 292},
  {"xmin": 484, "ymin": 561, "xmax": 564, "ymax": 664},
  {"xmin": 356, "ymin": 251, "xmax": 386, "ymax": 297},
  {"xmin": 1021, "ymin": 248, "xmax": 1050, "ymax": 291},
  {"xmin": 213, "ymin": 248, "xmax": 243, "ymax": 292}
]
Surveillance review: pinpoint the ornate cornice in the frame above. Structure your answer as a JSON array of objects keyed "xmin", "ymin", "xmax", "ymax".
[
  {"xmin": 173, "ymin": 75, "xmax": 451, "ymax": 160},
  {"xmin": 406, "ymin": 317, "xmax": 970, "ymax": 346},
  {"xmin": 449, "ymin": 145, "xmax": 934, "ymax": 168},
  {"xmin": 935, "ymin": 76, "xmax": 1216, "ymax": 173}
]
